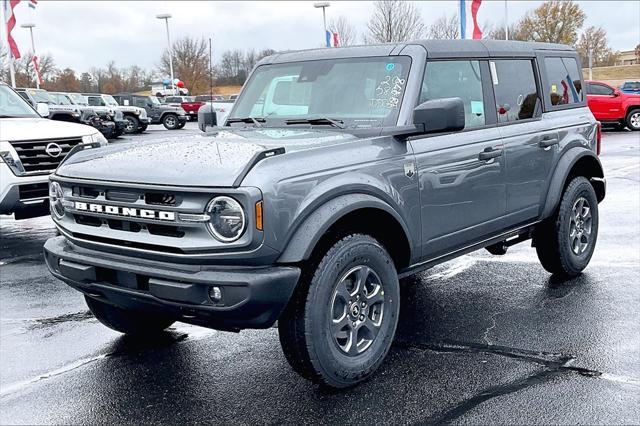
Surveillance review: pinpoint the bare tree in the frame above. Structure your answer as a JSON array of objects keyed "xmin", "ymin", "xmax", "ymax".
[
  {"xmin": 518, "ymin": 0, "xmax": 585, "ymax": 45},
  {"xmin": 486, "ymin": 22, "xmax": 526, "ymax": 41},
  {"xmin": 159, "ymin": 36, "xmax": 209, "ymax": 94},
  {"xmin": 427, "ymin": 14, "xmax": 459, "ymax": 40},
  {"xmin": 366, "ymin": 0, "xmax": 425, "ymax": 43},
  {"xmin": 576, "ymin": 26, "xmax": 618, "ymax": 67},
  {"xmin": 329, "ymin": 16, "xmax": 358, "ymax": 46}
]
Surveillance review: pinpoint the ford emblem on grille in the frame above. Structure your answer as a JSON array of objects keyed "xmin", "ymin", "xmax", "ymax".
[{"xmin": 45, "ymin": 142, "xmax": 63, "ymax": 158}]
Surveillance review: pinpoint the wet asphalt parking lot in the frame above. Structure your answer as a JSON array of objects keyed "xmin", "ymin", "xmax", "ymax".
[{"xmin": 1, "ymin": 123, "xmax": 639, "ymax": 424}]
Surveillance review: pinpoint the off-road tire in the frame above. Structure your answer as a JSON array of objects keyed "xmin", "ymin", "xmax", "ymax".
[
  {"xmin": 136, "ymin": 123, "xmax": 148, "ymax": 134},
  {"xmin": 176, "ymin": 121, "xmax": 186, "ymax": 129},
  {"xmin": 123, "ymin": 115, "xmax": 140, "ymax": 134},
  {"xmin": 85, "ymin": 296, "xmax": 175, "ymax": 335},
  {"xmin": 162, "ymin": 113, "xmax": 179, "ymax": 130},
  {"xmin": 625, "ymin": 109, "xmax": 640, "ymax": 131},
  {"xmin": 533, "ymin": 176, "xmax": 599, "ymax": 276},
  {"xmin": 278, "ymin": 234, "xmax": 400, "ymax": 388}
]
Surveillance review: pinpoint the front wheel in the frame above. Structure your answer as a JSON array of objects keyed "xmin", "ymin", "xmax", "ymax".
[
  {"xmin": 162, "ymin": 113, "xmax": 179, "ymax": 130},
  {"xmin": 136, "ymin": 123, "xmax": 148, "ymax": 133},
  {"xmin": 123, "ymin": 115, "xmax": 139, "ymax": 134},
  {"xmin": 278, "ymin": 234, "xmax": 400, "ymax": 388},
  {"xmin": 85, "ymin": 296, "xmax": 175, "ymax": 335},
  {"xmin": 533, "ymin": 176, "xmax": 599, "ymax": 277},
  {"xmin": 626, "ymin": 109, "xmax": 640, "ymax": 131}
]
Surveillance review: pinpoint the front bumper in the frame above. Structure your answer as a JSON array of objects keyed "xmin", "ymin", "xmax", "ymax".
[
  {"xmin": 0, "ymin": 162, "xmax": 50, "ymax": 219},
  {"xmin": 44, "ymin": 236, "xmax": 301, "ymax": 331}
]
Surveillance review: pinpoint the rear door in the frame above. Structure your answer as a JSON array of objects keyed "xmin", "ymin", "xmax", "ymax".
[
  {"xmin": 491, "ymin": 58, "xmax": 556, "ymax": 226},
  {"xmin": 410, "ymin": 59, "xmax": 506, "ymax": 259}
]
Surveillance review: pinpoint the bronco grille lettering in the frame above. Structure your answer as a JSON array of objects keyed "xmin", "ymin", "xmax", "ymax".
[{"xmin": 74, "ymin": 201, "xmax": 176, "ymax": 221}]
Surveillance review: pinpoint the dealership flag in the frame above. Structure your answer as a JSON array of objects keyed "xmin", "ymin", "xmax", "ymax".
[
  {"xmin": 28, "ymin": 0, "xmax": 36, "ymax": 8},
  {"xmin": 459, "ymin": 0, "xmax": 483, "ymax": 40},
  {"xmin": 3, "ymin": 0, "xmax": 21, "ymax": 59}
]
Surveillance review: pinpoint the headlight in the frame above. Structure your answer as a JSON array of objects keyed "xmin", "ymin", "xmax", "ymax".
[
  {"xmin": 206, "ymin": 196, "xmax": 246, "ymax": 242},
  {"xmin": 49, "ymin": 181, "xmax": 65, "ymax": 219},
  {"xmin": 0, "ymin": 141, "xmax": 25, "ymax": 174},
  {"xmin": 82, "ymin": 132, "xmax": 108, "ymax": 146},
  {"xmin": 134, "ymin": 109, "xmax": 141, "ymax": 115}
]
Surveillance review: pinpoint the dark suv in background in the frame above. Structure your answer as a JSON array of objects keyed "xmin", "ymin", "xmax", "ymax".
[
  {"xmin": 113, "ymin": 93, "xmax": 188, "ymax": 130},
  {"xmin": 45, "ymin": 40, "xmax": 604, "ymax": 388}
]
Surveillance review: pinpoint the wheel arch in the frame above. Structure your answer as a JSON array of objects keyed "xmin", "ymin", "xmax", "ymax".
[
  {"xmin": 541, "ymin": 147, "xmax": 605, "ymax": 220},
  {"xmin": 277, "ymin": 193, "xmax": 413, "ymax": 271}
]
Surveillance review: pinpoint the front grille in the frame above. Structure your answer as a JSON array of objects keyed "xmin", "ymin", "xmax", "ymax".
[
  {"xmin": 53, "ymin": 179, "xmax": 258, "ymax": 257},
  {"xmin": 9, "ymin": 137, "xmax": 83, "ymax": 174},
  {"xmin": 19, "ymin": 182, "xmax": 49, "ymax": 200}
]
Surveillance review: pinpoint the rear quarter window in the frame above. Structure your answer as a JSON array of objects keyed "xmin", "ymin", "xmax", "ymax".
[{"xmin": 544, "ymin": 57, "xmax": 583, "ymax": 107}]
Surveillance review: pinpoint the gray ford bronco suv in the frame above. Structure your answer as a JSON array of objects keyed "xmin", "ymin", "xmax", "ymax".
[{"xmin": 44, "ymin": 40, "xmax": 605, "ymax": 388}]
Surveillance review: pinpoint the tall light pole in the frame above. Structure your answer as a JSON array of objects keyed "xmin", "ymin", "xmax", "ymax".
[
  {"xmin": 504, "ymin": 0, "xmax": 509, "ymax": 41},
  {"xmin": 20, "ymin": 23, "xmax": 39, "ymax": 88},
  {"xmin": 314, "ymin": 2, "xmax": 330, "ymax": 47},
  {"xmin": 156, "ymin": 13, "xmax": 175, "ymax": 95}
]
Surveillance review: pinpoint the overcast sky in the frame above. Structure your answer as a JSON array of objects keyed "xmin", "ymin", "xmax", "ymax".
[{"xmin": 5, "ymin": 0, "xmax": 640, "ymax": 75}]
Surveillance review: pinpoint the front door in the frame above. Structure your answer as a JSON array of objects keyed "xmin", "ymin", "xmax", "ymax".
[
  {"xmin": 410, "ymin": 59, "xmax": 506, "ymax": 259},
  {"xmin": 586, "ymin": 82, "xmax": 622, "ymax": 121}
]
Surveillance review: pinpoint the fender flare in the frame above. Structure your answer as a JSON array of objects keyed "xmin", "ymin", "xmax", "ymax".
[
  {"xmin": 277, "ymin": 193, "xmax": 412, "ymax": 264},
  {"xmin": 540, "ymin": 147, "xmax": 604, "ymax": 220}
]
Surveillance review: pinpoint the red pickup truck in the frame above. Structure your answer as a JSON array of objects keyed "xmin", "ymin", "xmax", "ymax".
[
  {"xmin": 585, "ymin": 80, "xmax": 640, "ymax": 131},
  {"xmin": 164, "ymin": 96, "xmax": 204, "ymax": 121}
]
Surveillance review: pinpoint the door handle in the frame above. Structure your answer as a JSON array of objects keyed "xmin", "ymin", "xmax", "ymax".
[
  {"xmin": 478, "ymin": 148, "xmax": 503, "ymax": 161},
  {"xmin": 539, "ymin": 137, "xmax": 559, "ymax": 148}
]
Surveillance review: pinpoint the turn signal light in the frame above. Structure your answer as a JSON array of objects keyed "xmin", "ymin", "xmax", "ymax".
[{"xmin": 255, "ymin": 201, "xmax": 263, "ymax": 231}]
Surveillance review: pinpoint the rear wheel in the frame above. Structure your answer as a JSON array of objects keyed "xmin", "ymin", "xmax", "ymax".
[
  {"xmin": 85, "ymin": 296, "xmax": 175, "ymax": 335},
  {"xmin": 626, "ymin": 109, "xmax": 640, "ymax": 131},
  {"xmin": 533, "ymin": 176, "xmax": 599, "ymax": 277},
  {"xmin": 123, "ymin": 115, "xmax": 139, "ymax": 134},
  {"xmin": 278, "ymin": 234, "xmax": 400, "ymax": 388},
  {"xmin": 162, "ymin": 113, "xmax": 179, "ymax": 130}
]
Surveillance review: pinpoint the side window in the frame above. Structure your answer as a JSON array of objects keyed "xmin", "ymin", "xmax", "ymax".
[
  {"xmin": 544, "ymin": 57, "xmax": 583, "ymax": 106},
  {"xmin": 134, "ymin": 98, "xmax": 146, "ymax": 108},
  {"xmin": 490, "ymin": 59, "xmax": 541, "ymax": 123},
  {"xmin": 420, "ymin": 60, "xmax": 486, "ymax": 129},
  {"xmin": 588, "ymin": 83, "xmax": 614, "ymax": 96},
  {"xmin": 17, "ymin": 92, "xmax": 30, "ymax": 102}
]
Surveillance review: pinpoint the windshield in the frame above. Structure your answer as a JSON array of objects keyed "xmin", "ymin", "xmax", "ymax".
[
  {"xmin": 28, "ymin": 89, "xmax": 54, "ymax": 104},
  {"xmin": 0, "ymin": 85, "xmax": 40, "ymax": 118},
  {"xmin": 68, "ymin": 93, "xmax": 88, "ymax": 105},
  {"xmin": 51, "ymin": 93, "xmax": 72, "ymax": 105},
  {"xmin": 231, "ymin": 56, "xmax": 411, "ymax": 128},
  {"xmin": 149, "ymin": 96, "xmax": 161, "ymax": 105},
  {"xmin": 103, "ymin": 95, "xmax": 119, "ymax": 106}
]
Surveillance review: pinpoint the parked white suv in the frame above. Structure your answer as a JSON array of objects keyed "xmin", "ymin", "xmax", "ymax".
[{"xmin": 0, "ymin": 83, "xmax": 107, "ymax": 219}]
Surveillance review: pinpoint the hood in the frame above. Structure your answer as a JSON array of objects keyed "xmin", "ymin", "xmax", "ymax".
[
  {"xmin": 0, "ymin": 117, "xmax": 97, "ymax": 141},
  {"xmin": 56, "ymin": 128, "xmax": 358, "ymax": 187}
]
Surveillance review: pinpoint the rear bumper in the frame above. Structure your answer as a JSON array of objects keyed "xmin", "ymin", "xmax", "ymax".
[{"xmin": 44, "ymin": 236, "xmax": 301, "ymax": 331}]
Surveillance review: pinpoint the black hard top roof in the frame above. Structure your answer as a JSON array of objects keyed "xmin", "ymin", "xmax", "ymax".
[{"xmin": 261, "ymin": 39, "xmax": 574, "ymax": 64}]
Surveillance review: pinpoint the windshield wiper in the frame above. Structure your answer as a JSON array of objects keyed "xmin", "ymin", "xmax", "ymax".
[
  {"xmin": 226, "ymin": 116, "xmax": 265, "ymax": 127},
  {"xmin": 285, "ymin": 118, "xmax": 345, "ymax": 129}
]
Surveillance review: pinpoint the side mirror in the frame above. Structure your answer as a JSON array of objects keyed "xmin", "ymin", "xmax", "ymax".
[
  {"xmin": 198, "ymin": 103, "xmax": 218, "ymax": 132},
  {"xmin": 613, "ymin": 89, "xmax": 621, "ymax": 97},
  {"xmin": 413, "ymin": 97, "xmax": 465, "ymax": 134},
  {"xmin": 36, "ymin": 102, "xmax": 50, "ymax": 118}
]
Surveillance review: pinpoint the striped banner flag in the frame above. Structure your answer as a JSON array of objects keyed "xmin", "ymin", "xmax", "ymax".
[
  {"xmin": 459, "ymin": 0, "xmax": 483, "ymax": 40},
  {"xmin": 3, "ymin": 0, "xmax": 22, "ymax": 59}
]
